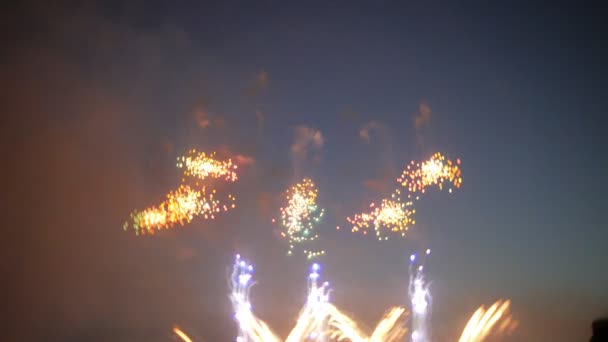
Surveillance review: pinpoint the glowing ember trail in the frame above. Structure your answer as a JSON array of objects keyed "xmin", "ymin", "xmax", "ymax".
[
  {"xmin": 458, "ymin": 300, "xmax": 517, "ymax": 342},
  {"xmin": 409, "ymin": 250, "xmax": 432, "ymax": 342},
  {"xmin": 173, "ymin": 326, "xmax": 193, "ymax": 342},
  {"xmin": 346, "ymin": 189, "xmax": 415, "ymax": 240},
  {"xmin": 397, "ymin": 152, "xmax": 462, "ymax": 194},
  {"xmin": 278, "ymin": 178, "xmax": 325, "ymax": 258}
]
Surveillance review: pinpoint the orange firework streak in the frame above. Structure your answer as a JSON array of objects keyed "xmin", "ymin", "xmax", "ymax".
[{"xmin": 459, "ymin": 300, "xmax": 518, "ymax": 342}]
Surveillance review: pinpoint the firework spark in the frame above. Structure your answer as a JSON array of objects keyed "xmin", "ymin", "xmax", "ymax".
[
  {"xmin": 409, "ymin": 250, "xmax": 432, "ymax": 342},
  {"xmin": 328, "ymin": 306, "xmax": 408, "ymax": 342},
  {"xmin": 227, "ymin": 255, "xmax": 408, "ymax": 342},
  {"xmin": 278, "ymin": 178, "xmax": 325, "ymax": 258},
  {"xmin": 346, "ymin": 189, "xmax": 415, "ymax": 240},
  {"xmin": 458, "ymin": 300, "xmax": 517, "ymax": 342},
  {"xmin": 177, "ymin": 149, "xmax": 238, "ymax": 182},
  {"xmin": 368, "ymin": 307, "xmax": 409, "ymax": 342},
  {"xmin": 397, "ymin": 152, "xmax": 462, "ymax": 194},
  {"xmin": 124, "ymin": 185, "xmax": 235, "ymax": 235},
  {"xmin": 286, "ymin": 263, "xmax": 332, "ymax": 342},
  {"xmin": 125, "ymin": 150, "xmax": 238, "ymax": 234},
  {"xmin": 173, "ymin": 326, "xmax": 193, "ymax": 342},
  {"xmin": 123, "ymin": 184, "xmax": 236, "ymax": 235},
  {"xmin": 230, "ymin": 255, "xmax": 280, "ymax": 342}
]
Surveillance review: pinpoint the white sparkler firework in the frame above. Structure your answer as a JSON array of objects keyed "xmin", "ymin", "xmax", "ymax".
[
  {"xmin": 231, "ymin": 254, "xmax": 255, "ymax": 342},
  {"xmin": 286, "ymin": 263, "xmax": 332, "ymax": 342},
  {"xmin": 308, "ymin": 263, "xmax": 331, "ymax": 342},
  {"xmin": 230, "ymin": 254, "xmax": 279, "ymax": 342},
  {"xmin": 408, "ymin": 249, "xmax": 432, "ymax": 342}
]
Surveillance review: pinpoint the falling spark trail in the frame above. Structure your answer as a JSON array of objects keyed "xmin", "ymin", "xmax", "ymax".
[
  {"xmin": 458, "ymin": 300, "xmax": 516, "ymax": 342},
  {"xmin": 173, "ymin": 326, "xmax": 193, "ymax": 342}
]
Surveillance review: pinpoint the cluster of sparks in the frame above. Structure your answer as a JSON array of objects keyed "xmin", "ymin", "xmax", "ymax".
[
  {"xmin": 278, "ymin": 178, "xmax": 325, "ymax": 258},
  {"xmin": 458, "ymin": 300, "xmax": 517, "ymax": 342},
  {"xmin": 125, "ymin": 185, "xmax": 235, "ymax": 235},
  {"xmin": 344, "ymin": 152, "xmax": 462, "ymax": 240},
  {"xmin": 346, "ymin": 190, "xmax": 415, "ymax": 240},
  {"xmin": 124, "ymin": 150, "xmax": 237, "ymax": 235},
  {"xmin": 177, "ymin": 149, "xmax": 238, "ymax": 182},
  {"xmin": 397, "ymin": 152, "xmax": 462, "ymax": 194}
]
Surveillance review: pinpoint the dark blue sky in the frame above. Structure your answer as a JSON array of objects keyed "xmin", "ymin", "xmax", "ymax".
[{"xmin": 3, "ymin": 1, "xmax": 606, "ymax": 341}]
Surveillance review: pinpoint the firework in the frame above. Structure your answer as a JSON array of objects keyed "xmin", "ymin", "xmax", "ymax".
[
  {"xmin": 173, "ymin": 326, "xmax": 193, "ymax": 342},
  {"xmin": 278, "ymin": 178, "xmax": 325, "ymax": 258},
  {"xmin": 229, "ymin": 257, "xmax": 334, "ymax": 342},
  {"xmin": 124, "ymin": 185, "xmax": 235, "ymax": 235},
  {"xmin": 368, "ymin": 307, "xmax": 409, "ymax": 342},
  {"xmin": 327, "ymin": 306, "xmax": 366, "ymax": 342},
  {"xmin": 458, "ymin": 300, "xmax": 517, "ymax": 342},
  {"xmin": 125, "ymin": 149, "xmax": 239, "ymax": 234},
  {"xmin": 409, "ymin": 249, "xmax": 432, "ymax": 342},
  {"xmin": 230, "ymin": 255, "xmax": 280, "ymax": 342},
  {"xmin": 177, "ymin": 149, "xmax": 238, "ymax": 182},
  {"xmin": 227, "ymin": 256, "xmax": 409, "ymax": 342},
  {"xmin": 286, "ymin": 263, "xmax": 333, "ymax": 342},
  {"xmin": 397, "ymin": 152, "xmax": 462, "ymax": 194},
  {"xmin": 328, "ymin": 306, "xmax": 408, "ymax": 342},
  {"xmin": 291, "ymin": 263, "xmax": 408, "ymax": 342},
  {"xmin": 346, "ymin": 189, "xmax": 415, "ymax": 240}
]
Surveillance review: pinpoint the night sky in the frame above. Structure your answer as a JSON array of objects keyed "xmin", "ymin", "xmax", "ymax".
[{"xmin": 2, "ymin": 1, "xmax": 607, "ymax": 341}]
